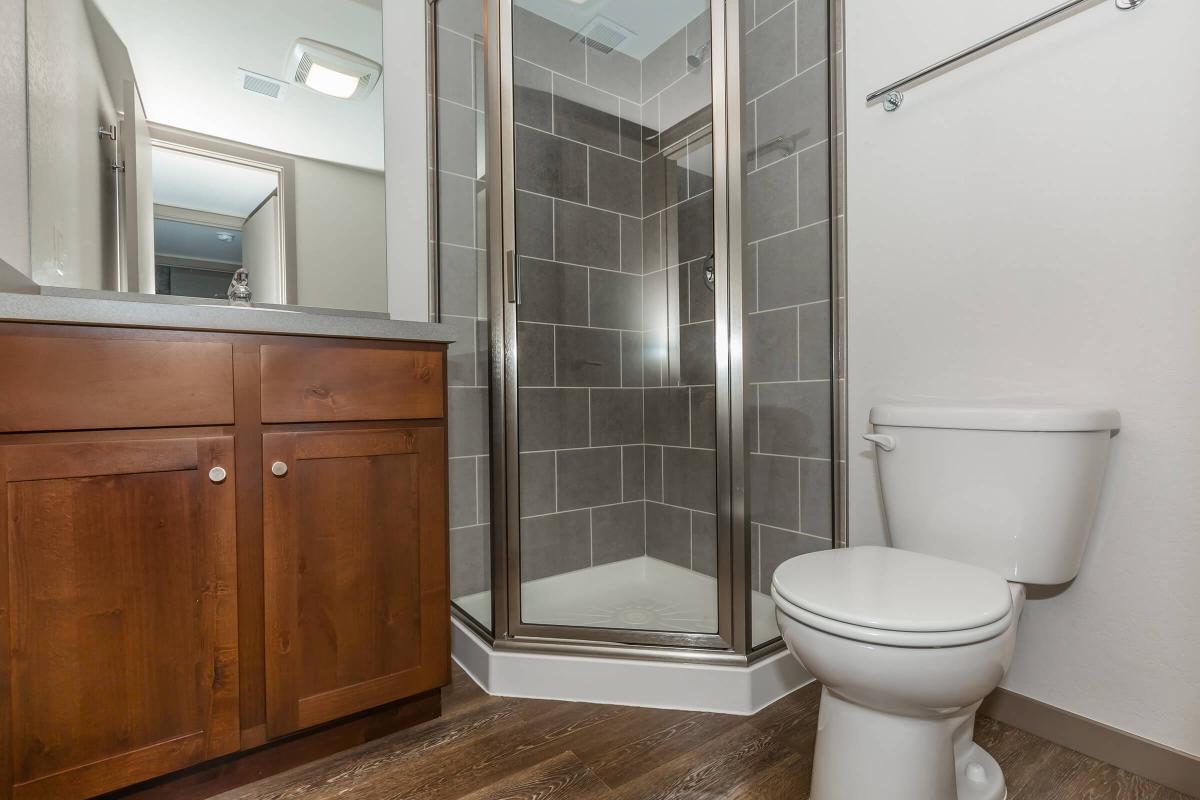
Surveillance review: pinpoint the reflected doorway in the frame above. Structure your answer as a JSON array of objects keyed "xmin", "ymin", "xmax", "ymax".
[{"xmin": 150, "ymin": 140, "xmax": 286, "ymax": 301}]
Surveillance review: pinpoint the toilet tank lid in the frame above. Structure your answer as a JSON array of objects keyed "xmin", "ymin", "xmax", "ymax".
[{"xmin": 870, "ymin": 404, "xmax": 1121, "ymax": 432}]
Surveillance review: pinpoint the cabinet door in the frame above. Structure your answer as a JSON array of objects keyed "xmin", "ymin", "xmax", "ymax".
[
  {"xmin": 263, "ymin": 427, "xmax": 448, "ymax": 738},
  {"xmin": 0, "ymin": 436, "xmax": 239, "ymax": 800}
]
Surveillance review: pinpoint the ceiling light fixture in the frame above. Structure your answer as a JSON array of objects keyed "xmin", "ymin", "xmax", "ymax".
[
  {"xmin": 285, "ymin": 38, "xmax": 382, "ymax": 101},
  {"xmin": 216, "ymin": 232, "xmax": 235, "ymax": 242}
]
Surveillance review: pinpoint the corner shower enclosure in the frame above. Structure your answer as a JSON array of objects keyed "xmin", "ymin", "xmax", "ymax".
[{"xmin": 432, "ymin": 0, "xmax": 843, "ymax": 662}]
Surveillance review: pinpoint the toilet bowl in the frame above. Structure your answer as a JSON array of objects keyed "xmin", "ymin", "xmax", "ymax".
[
  {"xmin": 773, "ymin": 403, "xmax": 1119, "ymax": 800},
  {"xmin": 773, "ymin": 547, "xmax": 1024, "ymax": 800}
]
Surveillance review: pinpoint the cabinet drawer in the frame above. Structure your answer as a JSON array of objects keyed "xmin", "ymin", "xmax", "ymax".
[
  {"xmin": 259, "ymin": 344, "xmax": 444, "ymax": 423},
  {"xmin": 0, "ymin": 334, "xmax": 234, "ymax": 432}
]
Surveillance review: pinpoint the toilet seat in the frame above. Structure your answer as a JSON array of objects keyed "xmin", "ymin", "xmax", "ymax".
[{"xmin": 772, "ymin": 546, "xmax": 1015, "ymax": 648}]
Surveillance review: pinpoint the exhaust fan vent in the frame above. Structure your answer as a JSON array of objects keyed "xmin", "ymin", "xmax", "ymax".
[
  {"xmin": 573, "ymin": 15, "xmax": 635, "ymax": 55},
  {"xmin": 237, "ymin": 68, "xmax": 287, "ymax": 101}
]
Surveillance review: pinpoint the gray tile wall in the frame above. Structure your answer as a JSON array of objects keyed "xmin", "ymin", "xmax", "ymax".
[
  {"xmin": 511, "ymin": 5, "xmax": 719, "ymax": 583},
  {"xmin": 435, "ymin": 1, "xmax": 493, "ymax": 608},
  {"xmin": 512, "ymin": 5, "xmax": 648, "ymax": 583},
  {"xmin": 640, "ymin": 9, "xmax": 720, "ymax": 579},
  {"xmin": 741, "ymin": 0, "xmax": 834, "ymax": 600}
]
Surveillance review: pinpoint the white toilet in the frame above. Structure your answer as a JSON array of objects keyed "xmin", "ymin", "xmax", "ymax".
[{"xmin": 772, "ymin": 404, "xmax": 1120, "ymax": 800}]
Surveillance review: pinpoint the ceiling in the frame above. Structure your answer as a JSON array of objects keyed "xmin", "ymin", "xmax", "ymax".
[
  {"xmin": 517, "ymin": 0, "xmax": 709, "ymax": 60},
  {"xmin": 151, "ymin": 148, "xmax": 278, "ymax": 218},
  {"xmin": 154, "ymin": 219, "xmax": 243, "ymax": 265},
  {"xmin": 93, "ymin": 0, "xmax": 385, "ymax": 170}
]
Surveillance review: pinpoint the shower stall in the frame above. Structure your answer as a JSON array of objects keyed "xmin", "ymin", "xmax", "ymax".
[{"xmin": 431, "ymin": 0, "xmax": 844, "ymax": 670}]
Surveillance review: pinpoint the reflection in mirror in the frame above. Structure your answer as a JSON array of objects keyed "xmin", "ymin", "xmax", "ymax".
[{"xmin": 25, "ymin": 0, "xmax": 388, "ymax": 313}]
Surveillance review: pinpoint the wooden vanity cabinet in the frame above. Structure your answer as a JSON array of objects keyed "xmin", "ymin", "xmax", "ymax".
[{"xmin": 0, "ymin": 323, "xmax": 449, "ymax": 800}]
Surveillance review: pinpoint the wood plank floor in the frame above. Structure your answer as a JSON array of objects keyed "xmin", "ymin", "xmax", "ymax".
[{"xmin": 216, "ymin": 664, "xmax": 1192, "ymax": 800}]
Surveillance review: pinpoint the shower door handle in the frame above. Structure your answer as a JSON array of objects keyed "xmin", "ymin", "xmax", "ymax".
[{"xmin": 505, "ymin": 250, "xmax": 521, "ymax": 304}]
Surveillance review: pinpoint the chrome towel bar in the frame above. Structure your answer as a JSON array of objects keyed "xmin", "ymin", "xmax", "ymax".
[{"xmin": 867, "ymin": 0, "xmax": 1146, "ymax": 112}]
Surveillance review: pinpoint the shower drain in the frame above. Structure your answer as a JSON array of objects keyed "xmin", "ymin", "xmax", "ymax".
[{"xmin": 618, "ymin": 608, "xmax": 655, "ymax": 625}]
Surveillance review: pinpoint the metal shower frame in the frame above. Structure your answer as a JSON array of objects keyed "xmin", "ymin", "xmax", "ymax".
[{"xmin": 428, "ymin": 0, "xmax": 847, "ymax": 666}]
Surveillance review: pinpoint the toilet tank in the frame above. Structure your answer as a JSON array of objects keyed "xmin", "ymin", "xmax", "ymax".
[{"xmin": 868, "ymin": 404, "xmax": 1120, "ymax": 585}]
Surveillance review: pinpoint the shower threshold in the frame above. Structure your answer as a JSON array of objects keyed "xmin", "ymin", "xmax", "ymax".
[{"xmin": 455, "ymin": 555, "xmax": 780, "ymax": 643}]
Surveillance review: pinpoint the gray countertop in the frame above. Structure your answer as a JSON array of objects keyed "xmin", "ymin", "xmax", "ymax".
[{"xmin": 0, "ymin": 289, "xmax": 457, "ymax": 343}]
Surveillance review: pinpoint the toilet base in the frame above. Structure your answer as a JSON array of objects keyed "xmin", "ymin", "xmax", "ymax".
[
  {"xmin": 809, "ymin": 689, "xmax": 1007, "ymax": 800},
  {"xmin": 956, "ymin": 740, "xmax": 1006, "ymax": 800}
]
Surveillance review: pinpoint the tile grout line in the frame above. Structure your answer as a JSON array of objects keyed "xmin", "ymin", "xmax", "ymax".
[
  {"xmin": 514, "ymin": 180, "xmax": 712, "ymax": 225},
  {"xmin": 689, "ymin": 507, "xmax": 695, "ymax": 571},
  {"xmin": 474, "ymin": 455, "xmax": 481, "ymax": 526},
  {"xmin": 754, "ymin": 241, "xmax": 761, "ymax": 312},
  {"xmin": 745, "ymin": 0, "xmax": 793, "ymax": 36},
  {"xmin": 744, "ymin": 216, "xmax": 832, "ymax": 248},
  {"xmin": 794, "ymin": 1, "xmax": 799, "ymax": 76},
  {"xmin": 798, "ymin": 450, "xmax": 804, "ymax": 535},
  {"xmin": 518, "ymin": 115, "xmax": 644, "ymax": 165},
  {"xmin": 749, "ymin": 136, "xmax": 831, "ymax": 175},
  {"xmin": 794, "ymin": 149, "xmax": 801, "ymax": 231},
  {"xmin": 796, "ymin": 301, "xmax": 802, "ymax": 391}
]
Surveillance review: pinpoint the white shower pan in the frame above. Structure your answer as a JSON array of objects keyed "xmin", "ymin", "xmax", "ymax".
[
  {"xmin": 455, "ymin": 555, "xmax": 779, "ymax": 639},
  {"xmin": 452, "ymin": 557, "xmax": 805, "ymax": 715}
]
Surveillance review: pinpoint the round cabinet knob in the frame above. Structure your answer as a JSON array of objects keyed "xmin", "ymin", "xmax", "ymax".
[
  {"xmin": 271, "ymin": 461, "xmax": 289, "ymax": 477},
  {"xmin": 208, "ymin": 466, "xmax": 227, "ymax": 484}
]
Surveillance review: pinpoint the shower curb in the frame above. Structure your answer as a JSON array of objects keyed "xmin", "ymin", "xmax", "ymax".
[{"xmin": 451, "ymin": 617, "xmax": 812, "ymax": 715}]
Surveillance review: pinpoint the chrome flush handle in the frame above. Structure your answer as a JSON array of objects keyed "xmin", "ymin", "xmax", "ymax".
[{"xmin": 862, "ymin": 434, "xmax": 896, "ymax": 452}]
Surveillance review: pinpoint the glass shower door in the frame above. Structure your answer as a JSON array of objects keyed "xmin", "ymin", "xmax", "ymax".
[
  {"xmin": 505, "ymin": 0, "xmax": 725, "ymax": 639},
  {"xmin": 434, "ymin": 0, "xmax": 494, "ymax": 632},
  {"xmin": 737, "ymin": 0, "xmax": 836, "ymax": 647}
]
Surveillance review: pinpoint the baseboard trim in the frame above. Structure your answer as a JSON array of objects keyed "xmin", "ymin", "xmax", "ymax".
[
  {"xmin": 451, "ymin": 616, "xmax": 811, "ymax": 715},
  {"xmin": 981, "ymin": 688, "xmax": 1199, "ymax": 798}
]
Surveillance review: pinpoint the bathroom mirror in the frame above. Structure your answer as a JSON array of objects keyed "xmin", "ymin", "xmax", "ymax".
[{"xmin": 24, "ymin": 0, "xmax": 388, "ymax": 313}]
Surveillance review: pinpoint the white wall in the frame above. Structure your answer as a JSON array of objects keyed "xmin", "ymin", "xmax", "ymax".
[
  {"xmin": 294, "ymin": 158, "xmax": 388, "ymax": 312},
  {"xmin": 0, "ymin": 0, "xmax": 28, "ymax": 276},
  {"xmin": 845, "ymin": 0, "xmax": 1200, "ymax": 755},
  {"xmin": 244, "ymin": 194, "xmax": 281, "ymax": 303},
  {"xmin": 26, "ymin": 0, "xmax": 120, "ymax": 291},
  {"xmin": 382, "ymin": 0, "xmax": 430, "ymax": 322}
]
